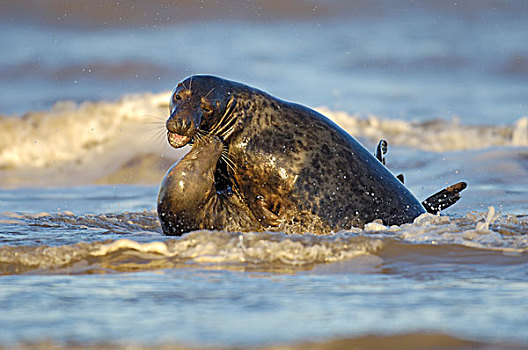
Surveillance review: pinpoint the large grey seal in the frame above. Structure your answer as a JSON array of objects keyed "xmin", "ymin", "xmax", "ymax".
[{"xmin": 157, "ymin": 75, "xmax": 466, "ymax": 235}]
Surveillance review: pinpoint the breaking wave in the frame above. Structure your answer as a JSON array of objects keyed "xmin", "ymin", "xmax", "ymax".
[
  {"xmin": 1, "ymin": 207, "xmax": 525, "ymax": 275},
  {"xmin": 0, "ymin": 91, "xmax": 526, "ymax": 187}
]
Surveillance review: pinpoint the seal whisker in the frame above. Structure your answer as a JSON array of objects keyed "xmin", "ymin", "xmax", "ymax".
[
  {"xmin": 218, "ymin": 120, "xmax": 238, "ymax": 140},
  {"xmin": 209, "ymin": 100, "xmax": 234, "ymax": 134},
  {"xmin": 204, "ymin": 87, "xmax": 215, "ymax": 99},
  {"xmin": 194, "ymin": 129, "xmax": 208, "ymax": 143},
  {"xmin": 145, "ymin": 127, "xmax": 168, "ymax": 146},
  {"xmin": 209, "ymin": 97, "xmax": 237, "ymax": 135},
  {"xmin": 142, "ymin": 123, "xmax": 167, "ymax": 133},
  {"xmin": 215, "ymin": 111, "xmax": 239, "ymax": 139},
  {"xmin": 221, "ymin": 150, "xmax": 237, "ymax": 173},
  {"xmin": 142, "ymin": 119, "xmax": 169, "ymax": 143},
  {"xmin": 143, "ymin": 114, "xmax": 166, "ymax": 120},
  {"xmin": 157, "ymin": 133, "xmax": 169, "ymax": 148},
  {"xmin": 211, "ymin": 99, "xmax": 239, "ymax": 137},
  {"xmin": 219, "ymin": 149, "xmax": 242, "ymax": 198},
  {"xmin": 143, "ymin": 120, "xmax": 168, "ymax": 135},
  {"xmin": 142, "ymin": 121, "xmax": 166, "ymax": 125},
  {"xmin": 222, "ymin": 158, "xmax": 236, "ymax": 176},
  {"xmin": 141, "ymin": 114, "xmax": 166, "ymax": 125},
  {"xmin": 181, "ymin": 80, "xmax": 188, "ymax": 91}
]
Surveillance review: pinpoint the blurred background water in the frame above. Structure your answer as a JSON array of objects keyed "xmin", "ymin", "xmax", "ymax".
[{"xmin": 1, "ymin": 0, "xmax": 527, "ymax": 123}]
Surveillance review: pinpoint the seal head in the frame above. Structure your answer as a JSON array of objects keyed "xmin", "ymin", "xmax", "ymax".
[{"xmin": 167, "ymin": 77, "xmax": 235, "ymax": 148}]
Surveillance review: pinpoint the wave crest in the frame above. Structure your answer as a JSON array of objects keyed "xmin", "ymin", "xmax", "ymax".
[
  {"xmin": 1, "ymin": 93, "xmax": 525, "ymax": 170},
  {"xmin": 318, "ymin": 108, "xmax": 528, "ymax": 151},
  {"xmin": 0, "ymin": 231, "xmax": 383, "ymax": 275},
  {"xmin": 1, "ymin": 207, "xmax": 526, "ymax": 275}
]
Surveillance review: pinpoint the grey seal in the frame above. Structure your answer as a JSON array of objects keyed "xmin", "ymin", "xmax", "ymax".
[{"xmin": 157, "ymin": 75, "xmax": 466, "ymax": 235}]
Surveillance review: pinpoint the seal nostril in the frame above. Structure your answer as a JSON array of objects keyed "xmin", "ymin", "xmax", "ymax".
[{"xmin": 177, "ymin": 119, "xmax": 185, "ymax": 130}]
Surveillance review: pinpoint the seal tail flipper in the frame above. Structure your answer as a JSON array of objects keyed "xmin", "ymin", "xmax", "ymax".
[
  {"xmin": 374, "ymin": 139, "xmax": 387, "ymax": 165},
  {"xmin": 373, "ymin": 139, "xmax": 405, "ymax": 183},
  {"xmin": 421, "ymin": 181, "xmax": 467, "ymax": 214}
]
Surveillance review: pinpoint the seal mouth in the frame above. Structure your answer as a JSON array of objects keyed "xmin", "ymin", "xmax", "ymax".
[{"xmin": 167, "ymin": 131, "xmax": 191, "ymax": 148}]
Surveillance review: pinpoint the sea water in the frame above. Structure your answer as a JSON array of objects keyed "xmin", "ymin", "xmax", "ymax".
[{"xmin": 0, "ymin": 1, "xmax": 527, "ymax": 349}]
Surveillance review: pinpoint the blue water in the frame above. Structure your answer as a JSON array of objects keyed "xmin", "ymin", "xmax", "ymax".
[
  {"xmin": 1, "ymin": 183, "xmax": 527, "ymax": 347},
  {"xmin": 1, "ymin": 260, "xmax": 527, "ymax": 347},
  {"xmin": 0, "ymin": 185, "xmax": 157, "ymax": 215},
  {"xmin": 1, "ymin": 1, "xmax": 527, "ymax": 348}
]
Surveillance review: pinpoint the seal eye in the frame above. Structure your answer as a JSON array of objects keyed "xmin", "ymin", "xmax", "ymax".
[{"xmin": 174, "ymin": 94, "xmax": 182, "ymax": 102}]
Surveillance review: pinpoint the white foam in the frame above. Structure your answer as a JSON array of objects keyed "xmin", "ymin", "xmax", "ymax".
[
  {"xmin": 512, "ymin": 116, "xmax": 528, "ymax": 146},
  {"xmin": 0, "ymin": 92, "xmax": 172, "ymax": 169},
  {"xmin": 91, "ymin": 238, "xmax": 170, "ymax": 256},
  {"xmin": 0, "ymin": 208, "xmax": 525, "ymax": 275},
  {"xmin": 392, "ymin": 208, "xmax": 527, "ymax": 252},
  {"xmin": 91, "ymin": 231, "xmax": 384, "ymax": 266},
  {"xmin": 317, "ymin": 108, "xmax": 528, "ymax": 151}
]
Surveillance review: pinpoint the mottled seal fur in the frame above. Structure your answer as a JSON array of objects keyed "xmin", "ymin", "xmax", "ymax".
[{"xmin": 158, "ymin": 75, "xmax": 466, "ymax": 235}]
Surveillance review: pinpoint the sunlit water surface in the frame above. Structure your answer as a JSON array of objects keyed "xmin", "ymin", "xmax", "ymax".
[{"xmin": 1, "ymin": 1, "xmax": 527, "ymax": 348}]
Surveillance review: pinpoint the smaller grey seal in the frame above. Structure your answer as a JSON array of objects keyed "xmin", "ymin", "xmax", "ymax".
[{"xmin": 158, "ymin": 134, "xmax": 262, "ymax": 234}]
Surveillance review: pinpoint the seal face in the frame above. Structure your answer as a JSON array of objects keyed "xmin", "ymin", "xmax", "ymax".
[
  {"xmin": 165, "ymin": 77, "xmax": 235, "ymax": 149},
  {"xmin": 158, "ymin": 75, "xmax": 464, "ymax": 235}
]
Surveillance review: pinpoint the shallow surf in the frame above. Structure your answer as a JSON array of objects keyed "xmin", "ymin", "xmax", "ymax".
[
  {"xmin": 1, "ymin": 76, "xmax": 527, "ymax": 350},
  {"xmin": 1, "ymin": 207, "xmax": 526, "ymax": 275},
  {"xmin": 1, "ymin": 183, "xmax": 527, "ymax": 347},
  {"xmin": 1, "ymin": 0, "xmax": 528, "ymax": 348}
]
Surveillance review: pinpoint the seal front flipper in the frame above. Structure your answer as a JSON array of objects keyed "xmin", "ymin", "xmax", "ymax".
[
  {"xmin": 255, "ymin": 195, "xmax": 280, "ymax": 227},
  {"xmin": 421, "ymin": 181, "xmax": 467, "ymax": 214}
]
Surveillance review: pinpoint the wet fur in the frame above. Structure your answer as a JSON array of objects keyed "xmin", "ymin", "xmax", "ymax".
[{"xmin": 158, "ymin": 75, "xmax": 463, "ymax": 235}]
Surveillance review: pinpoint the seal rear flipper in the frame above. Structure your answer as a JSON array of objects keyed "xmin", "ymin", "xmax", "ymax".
[
  {"xmin": 421, "ymin": 181, "xmax": 467, "ymax": 214},
  {"xmin": 374, "ymin": 139, "xmax": 388, "ymax": 165}
]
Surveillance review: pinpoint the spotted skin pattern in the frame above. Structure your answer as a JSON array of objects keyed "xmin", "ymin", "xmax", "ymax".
[{"xmin": 158, "ymin": 75, "xmax": 426, "ymax": 235}]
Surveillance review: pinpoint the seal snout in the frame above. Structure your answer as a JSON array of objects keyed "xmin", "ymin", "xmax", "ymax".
[{"xmin": 166, "ymin": 109, "xmax": 200, "ymax": 148}]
